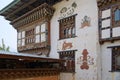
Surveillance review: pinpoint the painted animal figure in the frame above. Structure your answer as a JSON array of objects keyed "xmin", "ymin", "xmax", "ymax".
[{"xmin": 62, "ymin": 41, "xmax": 73, "ymax": 50}]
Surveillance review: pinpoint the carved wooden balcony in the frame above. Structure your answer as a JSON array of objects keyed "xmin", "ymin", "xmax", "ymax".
[{"xmin": 11, "ymin": 3, "xmax": 55, "ymax": 28}]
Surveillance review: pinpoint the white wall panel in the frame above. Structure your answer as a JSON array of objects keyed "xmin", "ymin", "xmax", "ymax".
[
  {"xmin": 102, "ymin": 9, "xmax": 111, "ymax": 18},
  {"xmin": 101, "ymin": 29, "xmax": 110, "ymax": 38},
  {"xmin": 112, "ymin": 27, "xmax": 120, "ymax": 37},
  {"xmin": 102, "ymin": 19, "xmax": 110, "ymax": 28}
]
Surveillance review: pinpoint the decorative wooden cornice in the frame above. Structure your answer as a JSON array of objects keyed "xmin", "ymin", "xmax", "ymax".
[
  {"xmin": 11, "ymin": 3, "xmax": 55, "ymax": 29},
  {"xmin": 98, "ymin": 0, "xmax": 119, "ymax": 7},
  {"xmin": 0, "ymin": 69, "xmax": 59, "ymax": 79}
]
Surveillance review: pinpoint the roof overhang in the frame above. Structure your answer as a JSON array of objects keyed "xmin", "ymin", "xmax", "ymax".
[
  {"xmin": 0, "ymin": 0, "xmax": 62, "ymax": 21},
  {"xmin": 0, "ymin": 51, "xmax": 64, "ymax": 62}
]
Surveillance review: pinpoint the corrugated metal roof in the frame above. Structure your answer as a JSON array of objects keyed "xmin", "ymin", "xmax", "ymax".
[{"xmin": 0, "ymin": 50, "xmax": 63, "ymax": 62}]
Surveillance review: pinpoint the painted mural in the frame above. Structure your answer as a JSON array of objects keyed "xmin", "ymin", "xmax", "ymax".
[
  {"xmin": 81, "ymin": 16, "xmax": 91, "ymax": 28},
  {"xmin": 57, "ymin": 38, "xmax": 76, "ymax": 51},
  {"xmin": 62, "ymin": 41, "xmax": 73, "ymax": 50},
  {"xmin": 59, "ymin": 2, "xmax": 77, "ymax": 19},
  {"xmin": 77, "ymin": 49, "xmax": 94, "ymax": 70}
]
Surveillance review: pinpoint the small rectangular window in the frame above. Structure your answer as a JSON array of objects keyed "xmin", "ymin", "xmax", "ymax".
[
  {"xmin": 59, "ymin": 51, "xmax": 75, "ymax": 72},
  {"xmin": 115, "ymin": 9, "xmax": 120, "ymax": 21},
  {"xmin": 112, "ymin": 47, "xmax": 120, "ymax": 71},
  {"xmin": 59, "ymin": 15, "xmax": 76, "ymax": 39}
]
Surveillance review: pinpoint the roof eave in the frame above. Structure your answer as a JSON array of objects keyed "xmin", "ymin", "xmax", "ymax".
[{"xmin": 0, "ymin": 0, "xmax": 20, "ymax": 15}]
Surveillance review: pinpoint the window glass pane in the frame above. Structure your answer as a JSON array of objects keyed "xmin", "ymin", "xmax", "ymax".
[
  {"xmin": 18, "ymin": 40, "xmax": 21, "ymax": 47},
  {"xmin": 18, "ymin": 32, "xmax": 21, "ymax": 39},
  {"xmin": 35, "ymin": 35, "xmax": 40, "ymax": 43},
  {"xmin": 115, "ymin": 9, "xmax": 120, "ymax": 21},
  {"xmin": 22, "ymin": 39, "xmax": 25, "ymax": 46},
  {"xmin": 36, "ymin": 26, "xmax": 40, "ymax": 34},
  {"xmin": 22, "ymin": 31, "xmax": 25, "ymax": 38},
  {"xmin": 41, "ymin": 23, "xmax": 46, "ymax": 33},
  {"xmin": 41, "ymin": 33, "xmax": 46, "ymax": 42}
]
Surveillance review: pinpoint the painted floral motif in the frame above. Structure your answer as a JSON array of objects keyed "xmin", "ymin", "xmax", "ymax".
[
  {"xmin": 59, "ymin": 2, "xmax": 77, "ymax": 19},
  {"xmin": 81, "ymin": 16, "xmax": 91, "ymax": 28},
  {"xmin": 77, "ymin": 49, "xmax": 94, "ymax": 70}
]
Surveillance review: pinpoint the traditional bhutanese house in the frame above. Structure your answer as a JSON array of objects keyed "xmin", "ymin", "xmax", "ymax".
[
  {"xmin": 0, "ymin": 0, "xmax": 120, "ymax": 80},
  {"xmin": 98, "ymin": 0, "xmax": 120, "ymax": 80}
]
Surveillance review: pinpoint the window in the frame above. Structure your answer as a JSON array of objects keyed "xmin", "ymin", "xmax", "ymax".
[
  {"xmin": 25, "ymin": 28, "xmax": 35, "ymax": 45},
  {"xmin": 113, "ymin": 6, "xmax": 120, "ymax": 27},
  {"xmin": 112, "ymin": 47, "xmax": 120, "ymax": 71},
  {"xmin": 17, "ymin": 23, "xmax": 47, "ymax": 47},
  {"xmin": 35, "ymin": 23, "xmax": 46, "ymax": 43},
  {"xmin": 17, "ymin": 31, "xmax": 25, "ymax": 47},
  {"xmin": 99, "ymin": 6, "xmax": 120, "ymax": 43},
  {"xmin": 114, "ymin": 9, "xmax": 120, "ymax": 21},
  {"xmin": 59, "ymin": 51, "xmax": 75, "ymax": 72},
  {"xmin": 17, "ymin": 32, "xmax": 22, "ymax": 47},
  {"xmin": 59, "ymin": 15, "xmax": 76, "ymax": 39}
]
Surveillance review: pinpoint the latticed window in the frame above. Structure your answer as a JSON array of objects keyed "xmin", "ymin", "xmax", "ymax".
[
  {"xmin": 25, "ymin": 28, "xmax": 35, "ymax": 44},
  {"xmin": 112, "ymin": 47, "xmax": 120, "ymax": 71},
  {"xmin": 59, "ymin": 51, "xmax": 75, "ymax": 72},
  {"xmin": 59, "ymin": 15, "xmax": 76, "ymax": 39}
]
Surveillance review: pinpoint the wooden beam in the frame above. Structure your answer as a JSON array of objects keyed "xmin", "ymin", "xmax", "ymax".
[{"xmin": 6, "ymin": 0, "xmax": 37, "ymax": 20}]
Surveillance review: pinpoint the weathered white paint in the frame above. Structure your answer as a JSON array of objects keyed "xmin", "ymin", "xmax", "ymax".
[
  {"xmin": 60, "ymin": 73, "xmax": 75, "ymax": 80},
  {"xmin": 50, "ymin": 0, "xmax": 100, "ymax": 80},
  {"xmin": 101, "ymin": 41, "xmax": 120, "ymax": 80},
  {"xmin": 102, "ymin": 9, "xmax": 111, "ymax": 19},
  {"xmin": 112, "ymin": 27, "xmax": 120, "ymax": 37},
  {"xmin": 102, "ymin": 19, "xmax": 111, "ymax": 28},
  {"xmin": 101, "ymin": 29, "xmax": 110, "ymax": 38}
]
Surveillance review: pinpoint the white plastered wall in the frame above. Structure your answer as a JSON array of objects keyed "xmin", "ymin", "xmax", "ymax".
[
  {"xmin": 50, "ymin": 0, "xmax": 100, "ymax": 80},
  {"xmin": 100, "ymin": 6, "xmax": 120, "ymax": 80}
]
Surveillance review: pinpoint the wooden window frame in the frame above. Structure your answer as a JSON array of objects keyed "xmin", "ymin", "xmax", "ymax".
[
  {"xmin": 25, "ymin": 28, "xmax": 35, "ymax": 45},
  {"xmin": 112, "ymin": 5, "xmax": 120, "ymax": 27},
  {"xmin": 58, "ymin": 50, "xmax": 76, "ymax": 72},
  {"xmin": 111, "ymin": 47, "xmax": 120, "ymax": 71},
  {"xmin": 99, "ymin": 5, "xmax": 120, "ymax": 43},
  {"xmin": 59, "ymin": 14, "xmax": 77, "ymax": 39}
]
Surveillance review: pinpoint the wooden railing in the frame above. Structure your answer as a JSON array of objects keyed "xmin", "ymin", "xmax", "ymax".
[
  {"xmin": 18, "ymin": 42, "xmax": 47, "ymax": 51},
  {"xmin": 11, "ymin": 3, "xmax": 55, "ymax": 28},
  {"xmin": 0, "ymin": 68, "xmax": 59, "ymax": 79}
]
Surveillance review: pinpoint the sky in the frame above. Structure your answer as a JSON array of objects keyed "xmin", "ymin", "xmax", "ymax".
[{"xmin": 0, "ymin": 0, "xmax": 17, "ymax": 52}]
